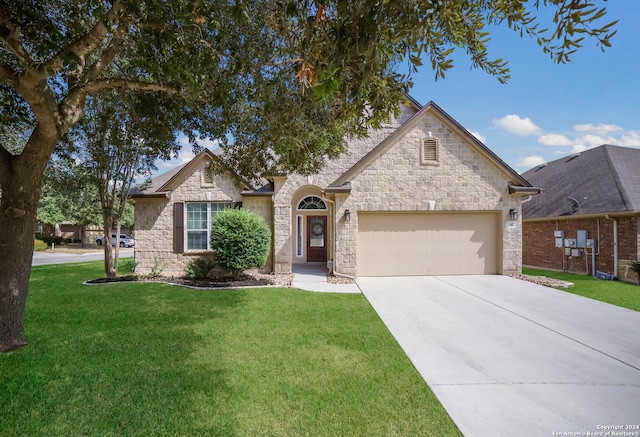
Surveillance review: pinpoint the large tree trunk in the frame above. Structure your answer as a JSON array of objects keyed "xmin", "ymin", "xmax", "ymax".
[{"xmin": 0, "ymin": 149, "xmax": 50, "ymax": 352}]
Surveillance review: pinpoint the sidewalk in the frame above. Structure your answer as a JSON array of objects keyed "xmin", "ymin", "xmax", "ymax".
[{"xmin": 291, "ymin": 263, "xmax": 361, "ymax": 293}]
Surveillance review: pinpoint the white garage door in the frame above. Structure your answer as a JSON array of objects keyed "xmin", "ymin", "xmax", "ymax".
[{"xmin": 357, "ymin": 212, "xmax": 498, "ymax": 276}]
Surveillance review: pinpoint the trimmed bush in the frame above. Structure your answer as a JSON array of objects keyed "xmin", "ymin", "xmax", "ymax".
[
  {"xmin": 34, "ymin": 239, "xmax": 48, "ymax": 251},
  {"xmin": 211, "ymin": 208, "xmax": 271, "ymax": 279},
  {"xmin": 185, "ymin": 257, "xmax": 215, "ymax": 280}
]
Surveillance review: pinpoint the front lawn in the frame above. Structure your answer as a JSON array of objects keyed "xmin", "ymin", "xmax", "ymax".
[
  {"xmin": 523, "ymin": 267, "xmax": 640, "ymax": 312},
  {"xmin": 1, "ymin": 261, "xmax": 459, "ymax": 436}
]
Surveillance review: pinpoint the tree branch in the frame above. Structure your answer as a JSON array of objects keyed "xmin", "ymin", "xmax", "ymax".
[
  {"xmin": 81, "ymin": 27, "xmax": 127, "ymax": 84},
  {"xmin": 38, "ymin": 0, "xmax": 125, "ymax": 76},
  {"xmin": 0, "ymin": 18, "xmax": 37, "ymax": 68},
  {"xmin": 83, "ymin": 79, "xmax": 179, "ymax": 95}
]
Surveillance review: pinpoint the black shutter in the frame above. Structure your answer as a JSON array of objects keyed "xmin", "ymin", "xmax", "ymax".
[{"xmin": 174, "ymin": 202, "xmax": 184, "ymax": 253}]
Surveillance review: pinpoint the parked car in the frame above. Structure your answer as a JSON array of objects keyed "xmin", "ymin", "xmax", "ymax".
[{"xmin": 96, "ymin": 233, "xmax": 135, "ymax": 248}]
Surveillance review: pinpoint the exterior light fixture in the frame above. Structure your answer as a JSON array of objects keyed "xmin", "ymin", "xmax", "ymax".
[
  {"xmin": 344, "ymin": 209, "xmax": 351, "ymax": 222},
  {"xmin": 509, "ymin": 208, "xmax": 519, "ymax": 221}
]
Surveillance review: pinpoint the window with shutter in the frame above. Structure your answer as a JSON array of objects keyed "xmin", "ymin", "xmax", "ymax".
[{"xmin": 174, "ymin": 202, "xmax": 184, "ymax": 253}]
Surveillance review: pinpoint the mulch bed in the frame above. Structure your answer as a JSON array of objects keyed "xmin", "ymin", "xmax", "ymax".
[{"xmin": 85, "ymin": 272, "xmax": 294, "ymax": 288}]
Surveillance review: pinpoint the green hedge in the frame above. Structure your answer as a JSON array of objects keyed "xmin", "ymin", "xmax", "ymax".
[
  {"xmin": 211, "ymin": 208, "xmax": 271, "ymax": 279},
  {"xmin": 34, "ymin": 239, "xmax": 48, "ymax": 251}
]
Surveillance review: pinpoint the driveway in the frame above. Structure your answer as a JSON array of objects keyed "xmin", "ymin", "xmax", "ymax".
[
  {"xmin": 32, "ymin": 248, "xmax": 134, "ymax": 266},
  {"xmin": 357, "ymin": 275, "xmax": 640, "ymax": 437}
]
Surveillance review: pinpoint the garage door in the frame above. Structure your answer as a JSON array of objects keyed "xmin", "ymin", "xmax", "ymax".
[{"xmin": 357, "ymin": 212, "xmax": 498, "ymax": 276}]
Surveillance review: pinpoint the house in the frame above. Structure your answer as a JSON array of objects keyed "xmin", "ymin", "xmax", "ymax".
[
  {"xmin": 132, "ymin": 99, "xmax": 538, "ymax": 278},
  {"xmin": 521, "ymin": 144, "xmax": 640, "ymax": 283}
]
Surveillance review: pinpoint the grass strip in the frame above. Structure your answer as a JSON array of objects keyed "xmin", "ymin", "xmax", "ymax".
[{"xmin": 523, "ymin": 267, "xmax": 640, "ymax": 312}]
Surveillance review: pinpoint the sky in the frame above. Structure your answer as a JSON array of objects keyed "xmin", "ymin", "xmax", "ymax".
[{"xmin": 157, "ymin": 1, "xmax": 639, "ymax": 176}]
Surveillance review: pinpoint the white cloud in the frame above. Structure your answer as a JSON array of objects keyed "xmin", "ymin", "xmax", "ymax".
[
  {"xmin": 619, "ymin": 131, "xmax": 640, "ymax": 147},
  {"xmin": 174, "ymin": 137, "xmax": 221, "ymax": 165},
  {"xmin": 492, "ymin": 114, "xmax": 542, "ymax": 136},
  {"xmin": 517, "ymin": 155, "xmax": 546, "ymax": 169},
  {"xmin": 573, "ymin": 123, "xmax": 623, "ymax": 134},
  {"xmin": 469, "ymin": 131, "xmax": 486, "ymax": 143},
  {"xmin": 575, "ymin": 134, "xmax": 617, "ymax": 148},
  {"xmin": 538, "ymin": 134, "xmax": 573, "ymax": 146},
  {"xmin": 569, "ymin": 144, "xmax": 588, "ymax": 154}
]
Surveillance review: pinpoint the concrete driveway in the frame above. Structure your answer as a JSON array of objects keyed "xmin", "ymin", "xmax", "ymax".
[{"xmin": 357, "ymin": 275, "xmax": 640, "ymax": 437}]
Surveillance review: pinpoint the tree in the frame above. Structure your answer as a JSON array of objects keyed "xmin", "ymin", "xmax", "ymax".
[
  {"xmin": 211, "ymin": 208, "xmax": 271, "ymax": 279},
  {"xmin": 37, "ymin": 157, "xmax": 103, "ymax": 239},
  {"xmin": 1, "ymin": 0, "xmax": 617, "ymax": 351},
  {"xmin": 75, "ymin": 90, "xmax": 178, "ymax": 278}
]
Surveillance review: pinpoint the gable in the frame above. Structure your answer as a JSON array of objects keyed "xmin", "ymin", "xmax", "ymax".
[
  {"xmin": 131, "ymin": 149, "xmax": 253, "ymax": 198},
  {"xmin": 331, "ymin": 102, "xmax": 531, "ymax": 189},
  {"xmin": 341, "ymin": 110, "xmax": 522, "ymax": 211}
]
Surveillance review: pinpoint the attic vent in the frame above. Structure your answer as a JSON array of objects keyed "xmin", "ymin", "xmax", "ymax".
[{"xmin": 421, "ymin": 138, "xmax": 439, "ymax": 165}]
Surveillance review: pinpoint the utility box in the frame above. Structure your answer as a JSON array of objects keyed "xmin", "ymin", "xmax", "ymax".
[
  {"xmin": 571, "ymin": 249, "xmax": 582, "ymax": 257},
  {"xmin": 564, "ymin": 247, "xmax": 572, "ymax": 256},
  {"xmin": 554, "ymin": 230, "xmax": 565, "ymax": 238},
  {"xmin": 564, "ymin": 238, "xmax": 577, "ymax": 247},
  {"xmin": 555, "ymin": 238, "xmax": 564, "ymax": 248},
  {"xmin": 586, "ymin": 239, "xmax": 597, "ymax": 250},
  {"xmin": 577, "ymin": 230, "xmax": 588, "ymax": 248}
]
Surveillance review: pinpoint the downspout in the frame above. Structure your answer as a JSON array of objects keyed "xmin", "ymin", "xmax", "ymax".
[
  {"xmin": 605, "ymin": 215, "xmax": 618, "ymax": 278},
  {"xmin": 321, "ymin": 195, "xmax": 337, "ymax": 274}
]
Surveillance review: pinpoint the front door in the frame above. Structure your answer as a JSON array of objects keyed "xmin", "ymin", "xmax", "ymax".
[{"xmin": 307, "ymin": 216, "xmax": 327, "ymax": 262}]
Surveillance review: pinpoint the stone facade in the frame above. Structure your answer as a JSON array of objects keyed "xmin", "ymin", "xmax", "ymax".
[
  {"xmin": 134, "ymin": 157, "xmax": 245, "ymax": 275},
  {"xmin": 523, "ymin": 215, "xmax": 640, "ymax": 283},
  {"xmin": 331, "ymin": 111, "xmax": 523, "ymax": 276},
  {"xmin": 134, "ymin": 100, "xmax": 532, "ymax": 278}
]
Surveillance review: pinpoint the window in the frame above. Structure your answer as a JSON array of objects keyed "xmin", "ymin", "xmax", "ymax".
[
  {"xmin": 296, "ymin": 215, "xmax": 303, "ymax": 257},
  {"xmin": 298, "ymin": 196, "xmax": 327, "ymax": 210},
  {"xmin": 186, "ymin": 202, "xmax": 231, "ymax": 250},
  {"xmin": 421, "ymin": 138, "xmax": 438, "ymax": 164}
]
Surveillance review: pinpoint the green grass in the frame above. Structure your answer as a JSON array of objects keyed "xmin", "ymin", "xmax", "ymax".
[
  {"xmin": 1, "ymin": 261, "xmax": 459, "ymax": 436},
  {"xmin": 523, "ymin": 267, "xmax": 640, "ymax": 312}
]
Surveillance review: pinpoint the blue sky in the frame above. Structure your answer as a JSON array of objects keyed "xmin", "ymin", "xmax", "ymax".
[
  {"xmin": 159, "ymin": 1, "xmax": 638, "ymax": 175},
  {"xmin": 407, "ymin": 1, "xmax": 640, "ymax": 172}
]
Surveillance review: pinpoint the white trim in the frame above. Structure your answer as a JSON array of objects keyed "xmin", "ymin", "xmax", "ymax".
[
  {"xmin": 296, "ymin": 215, "xmax": 304, "ymax": 257},
  {"xmin": 184, "ymin": 201, "xmax": 231, "ymax": 251},
  {"xmin": 297, "ymin": 196, "xmax": 327, "ymax": 211}
]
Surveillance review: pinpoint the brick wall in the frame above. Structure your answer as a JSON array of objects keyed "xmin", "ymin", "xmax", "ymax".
[{"xmin": 522, "ymin": 215, "xmax": 639, "ymax": 282}]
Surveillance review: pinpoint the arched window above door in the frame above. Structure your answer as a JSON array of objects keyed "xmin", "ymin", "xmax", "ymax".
[{"xmin": 297, "ymin": 196, "xmax": 327, "ymax": 210}]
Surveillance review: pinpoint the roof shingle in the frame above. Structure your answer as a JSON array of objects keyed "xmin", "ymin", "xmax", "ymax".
[{"xmin": 521, "ymin": 145, "xmax": 640, "ymax": 219}]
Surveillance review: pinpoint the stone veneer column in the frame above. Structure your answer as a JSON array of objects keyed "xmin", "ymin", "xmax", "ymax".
[{"xmin": 271, "ymin": 176, "xmax": 292, "ymax": 273}]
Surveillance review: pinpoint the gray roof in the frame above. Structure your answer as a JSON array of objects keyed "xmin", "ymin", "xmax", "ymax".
[{"xmin": 521, "ymin": 145, "xmax": 640, "ymax": 219}]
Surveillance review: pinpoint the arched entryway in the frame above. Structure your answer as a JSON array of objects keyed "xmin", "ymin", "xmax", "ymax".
[{"xmin": 292, "ymin": 191, "xmax": 329, "ymax": 264}]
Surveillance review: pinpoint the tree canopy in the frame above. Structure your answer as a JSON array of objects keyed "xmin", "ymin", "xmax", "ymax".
[
  {"xmin": 0, "ymin": 0, "xmax": 617, "ymax": 352},
  {"xmin": 1, "ymin": 0, "xmax": 617, "ymax": 178}
]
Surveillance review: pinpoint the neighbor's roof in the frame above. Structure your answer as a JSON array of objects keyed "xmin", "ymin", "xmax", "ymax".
[{"xmin": 521, "ymin": 144, "xmax": 640, "ymax": 219}]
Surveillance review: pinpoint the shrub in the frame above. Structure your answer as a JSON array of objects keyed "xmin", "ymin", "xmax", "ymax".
[
  {"xmin": 34, "ymin": 239, "xmax": 48, "ymax": 251},
  {"xmin": 211, "ymin": 208, "xmax": 271, "ymax": 279},
  {"xmin": 121, "ymin": 258, "xmax": 138, "ymax": 275},
  {"xmin": 185, "ymin": 257, "xmax": 215, "ymax": 280},
  {"xmin": 148, "ymin": 257, "xmax": 167, "ymax": 278},
  {"xmin": 629, "ymin": 260, "xmax": 640, "ymax": 285},
  {"xmin": 38, "ymin": 235, "xmax": 65, "ymax": 246}
]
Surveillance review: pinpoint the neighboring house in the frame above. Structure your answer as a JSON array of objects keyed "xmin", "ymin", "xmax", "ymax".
[
  {"xmin": 521, "ymin": 144, "xmax": 640, "ymax": 283},
  {"xmin": 132, "ymin": 99, "xmax": 538, "ymax": 277}
]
